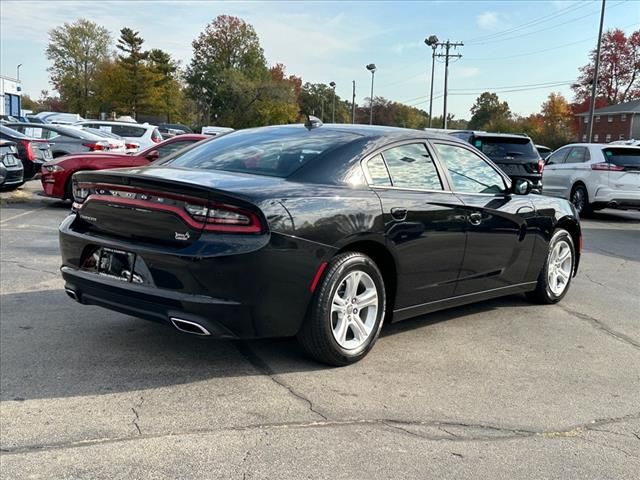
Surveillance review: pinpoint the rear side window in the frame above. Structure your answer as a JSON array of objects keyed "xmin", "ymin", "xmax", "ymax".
[
  {"xmin": 165, "ymin": 128, "xmax": 358, "ymax": 177},
  {"xmin": 155, "ymin": 140, "xmax": 197, "ymax": 158},
  {"xmin": 381, "ymin": 143, "xmax": 443, "ymax": 190},
  {"xmin": 603, "ymin": 148, "xmax": 640, "ymax": 168},
  {"xmin": 365, "ymin": 154, "xmax": 392, "ymax": 186},
  {"xmin": 474, "ymin": 136, "xmax": 539, "ymax": 160}
]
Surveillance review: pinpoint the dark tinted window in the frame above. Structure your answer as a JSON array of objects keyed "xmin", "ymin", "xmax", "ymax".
[
  {"xmin": 382, "ymin": 143, "xmax": 443, "ymax": 190},
  {"xmin": 365, "ymin": 154, "xmax": 391, "ymax": 186},
  {"xmin": 546, "ymin": 148, "xmax": 570, "ymax": 165},
  {"xmin": 603, "ymin": 147, "xmax": 640, "ymax": 167},
  {"xmin": 474, "ymin": 136, "xmax": 539, "ymax": 160},
  {"xmin": 156, "ymin": 140, "xmax": 197, "ymax": 158},
  {"xmin": 565, "ymin": 147, "xmax": 590, "ymax": 163},
  {"xmin": 434, "ymin": 143, "xmax": 506, "ymax": 194},
  {"xmin": 165, "ymin": 128, "xmax": 359, "ymax": 177},
  {"xmin": 111, "ymin": 125, "xmax": 146, "ymax": 137}
]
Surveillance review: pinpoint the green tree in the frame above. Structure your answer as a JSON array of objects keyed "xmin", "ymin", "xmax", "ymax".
[
  {"xmin": 468, "ymin": 92, "xmax": 511, "ymax": 130},
  {"xmin": 45, "ymin": 18, "xmax": 111, "ymax": 115},
  {"xmin": 117, "ymin": 27, "xmax": 152, "ymax": 118},
  {"xmin": 185, "ymin": 15, "xmax": 268, "ymax": 126},
  {"xmin": 299, "ymin": 83, "xmax": 350, "ymax": 123},
  {"xmin": 148, "ymin": 49, "xmax": 181, "ymax": 122}
]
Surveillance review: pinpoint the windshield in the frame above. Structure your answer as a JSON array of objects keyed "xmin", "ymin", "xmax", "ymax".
[
  {"xmin": 475, "ymin": 136, "xmax": 539, "ymax": 160},
  {"xmin": 165, "ymin": 128, "xmax": 359, "ymax": 177}
]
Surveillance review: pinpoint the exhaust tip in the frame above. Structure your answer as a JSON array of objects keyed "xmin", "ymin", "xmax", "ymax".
[
  {"xmin": 170, "ymin": 317, "xmax": 211, "ymax": 336},
  {"xmin": 65, "ymin": 288, "xmax": 79, "ymax": 302}
]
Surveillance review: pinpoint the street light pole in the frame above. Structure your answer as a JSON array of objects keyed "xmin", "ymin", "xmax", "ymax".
[
  {"xmin": 366, "ymin": 64, "xmax": 377, "ymax": 125},
  {"xmin": 17, "ymin": 64, "xmax": 22, "ymax": 81},
  {"xmin": 351, "ymin": 80, "xmax": 356, "ymax": 124},
  {"xmin": 587, "ymin": 0, "xmax": 606, "ymax": 143},
  {"xmin": 424, "ymin": 36, "xmax": 438, "ymax": 128},
  {"xmin": 329, "ymin": 81, "xmax": 336, "ymax": 123}
]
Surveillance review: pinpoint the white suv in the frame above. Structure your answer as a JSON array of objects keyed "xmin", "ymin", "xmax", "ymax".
[
  {"xmin": 542, "ymin": 143, "xmax": 640, "ymax": 215},
  {"xmin": 74, "ymin": 121, "xmax": 162, "ymax": 149}
]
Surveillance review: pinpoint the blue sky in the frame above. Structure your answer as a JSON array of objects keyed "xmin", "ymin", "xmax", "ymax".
[{"xmin": 1, "ymin": 0, "xmax": 638, "ymax": 119}]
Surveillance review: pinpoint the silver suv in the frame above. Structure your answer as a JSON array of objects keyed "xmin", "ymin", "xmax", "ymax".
[{"xmin": 542, "ymin": 143, "xmax": 640, "ymax": 215}]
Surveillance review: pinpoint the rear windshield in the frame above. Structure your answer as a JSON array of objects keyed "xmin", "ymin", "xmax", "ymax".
[
  {"xmin": 0, "ymin": 125, "xmax": 30, "ymax": 139},
  {"xmin": 603, "ymin": 147, "xmax": 640, "ymax": 167},
  {"xmin": 474, "ymin": 136, "xmax": 539, "ymax": 160},
  {"xmin": 165, "ymin": 128, "xmax": 359, "ymax": 177}
]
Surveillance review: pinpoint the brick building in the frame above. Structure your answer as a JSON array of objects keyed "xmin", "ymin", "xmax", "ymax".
[{"xmin": 576, "ymin": 99, "xmax": 640, "ymax": 143}]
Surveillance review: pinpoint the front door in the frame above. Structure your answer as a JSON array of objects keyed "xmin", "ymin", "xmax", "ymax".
[
  {"xmin": 364, "ymin": 143, "xmax": 468, "ymax": 308},
  {"xmin": 431, "ymin": 141, "xmax": 536, "ymax": 295}
]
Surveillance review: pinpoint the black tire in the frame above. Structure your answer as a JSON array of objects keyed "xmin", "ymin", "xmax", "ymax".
[
  {"xmin": 570, "ymin": 184, "xmax": 591, "ymax": 216},
  {"xmin": 297, "ymin": 252, "xmax": 386, "ymax": 366},
  {"xmin": 64, "ymin": 177, "xmax": 73, "ymax": 201},
  {"xmin": 527, "ymin": 228, "xmax": 575, "ymax": 304}
]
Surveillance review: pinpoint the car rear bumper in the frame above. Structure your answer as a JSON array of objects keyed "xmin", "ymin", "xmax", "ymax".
[
  {"xmin": 592, "ymin": 188, "xmax": 640, "ymax": 209},
  {"xmin": 62, "ymin": 266, "xmax": 247, "ymax": 338},
  {"xmin": 58, "ymin": 214, "xmax": 325, "ymax": 339}
]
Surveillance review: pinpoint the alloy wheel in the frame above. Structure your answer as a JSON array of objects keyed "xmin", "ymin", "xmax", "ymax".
[
  {"xmin": 547, "ymin": 240, "xmax": 573, "ymax": 296},
  {"xmin": 571, "ymin": 187, "xmax": 586, "ymax": 214},
  {"xmin": 330, "ymin": 270, "xmax": 379, "ymax": 350}
]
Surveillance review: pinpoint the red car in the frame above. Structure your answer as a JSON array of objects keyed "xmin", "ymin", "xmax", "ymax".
[{"xmin": 40, "ymin": 134, "xmax": 208, "ymax": 200}]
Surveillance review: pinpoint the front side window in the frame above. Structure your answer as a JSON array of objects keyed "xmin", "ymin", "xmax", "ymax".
[
  {"xmin": 381, "ymin": 143, "xmax": 443, "ymax": 190},
  {"xmin": 565, "ymin": 147, "xmax": 590, "ymax": 164},
  {"xmin": 546, "ymin": 148, "xmax": 569, "ymax": 165},
  {"xmin": 365, "ymin": 154, "xmax": 391, "ymax": 186},
  {"xmin": 434, "ymin": 143, "xmax": 505, "ymax": 194}
]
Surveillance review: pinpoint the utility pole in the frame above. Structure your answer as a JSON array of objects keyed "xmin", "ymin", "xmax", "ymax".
[
  {"xmin": 351, "ymin": 80, "xmax": 356, "ymax": 124},
  {"xmin": 435, "ymin": 40, "xmax": 463, "ymax": 129},
  {"xmin": 587, "ymin": 0, "xmax": 606, "ymax": 143},
  {"xmin": 329, "ymin": 81, "xmax": 336, "ymax": 123}
]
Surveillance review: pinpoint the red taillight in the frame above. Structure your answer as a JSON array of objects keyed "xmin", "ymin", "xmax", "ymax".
[
  {"xmin": 20, "ymin": 140, "xmax": 35, "ymax": 161},
  {"xmin": 75, "ymin": 183, "xmax": 263, "ymax": 234},
  {"xmin": 184, "ymin": 203, "xmax": 262, "ymax": 233},
  {"xmin": 537, "ymin": 159, "xmax": 545, "ymax": 173},
  {"xmin": 591, "ymin": 162, "xmax": 624, "ymax": 171},
  {"xmin": 83, "ymin": 142, "xmax": 107, "ymax": 151},
  {"xmin": 151, "ymin": 130, "xmax": 162, "ymax": 143}
]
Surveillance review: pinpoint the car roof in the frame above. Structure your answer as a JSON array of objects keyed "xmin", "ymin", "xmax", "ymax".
[
  {"xmin": 76, "ymin": 120, "xmax": 157, "ymax": 128},
  {"xmin": 451, "ymin": 130, "xmax": 531, "ymax": 140},
  {"xmin": 559, "ymin": 143, "xmax": 640, "ymax": 150}
]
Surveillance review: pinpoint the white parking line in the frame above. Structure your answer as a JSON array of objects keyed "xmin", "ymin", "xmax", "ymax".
[{"xmin": 0, "ymin": 207, "xmax": 48, "ymax": 226}]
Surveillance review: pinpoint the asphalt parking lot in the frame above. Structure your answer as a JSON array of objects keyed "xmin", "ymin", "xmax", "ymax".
[{"xmin": 1, "ymin": 182, "xmax": 639, "ymax": 479}]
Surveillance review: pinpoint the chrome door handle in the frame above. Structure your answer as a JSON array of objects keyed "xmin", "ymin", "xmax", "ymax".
[{"xmin": 468, "ymin": 212, "xmax": 482, "ymax": 225}]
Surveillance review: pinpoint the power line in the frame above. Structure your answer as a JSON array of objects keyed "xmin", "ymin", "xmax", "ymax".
[
  {"xmin": 450, "ymin": 80, "xmax": 575, "ymax": 92},
  {"xmin": 466, "ymin": 0, "xmax": 628, "ymax": 46},
  {"xmin": 464, "ymin": 0, "xmax": 589, "ymax": 43}
]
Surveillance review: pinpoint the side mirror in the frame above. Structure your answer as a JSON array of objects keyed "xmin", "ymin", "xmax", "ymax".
[
  {"xmin": 512, "ymin": 178, "xmax": 532, "ymax": 195},
  {"xmin": 145, "ymin": 150, "xmax": 160, "ymax": 161}
]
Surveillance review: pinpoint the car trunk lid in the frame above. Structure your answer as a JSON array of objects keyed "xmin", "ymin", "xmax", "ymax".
[
  {"xmin": 72, "ymin": 168, "xmax": 269, "ymax": 246},
  {"xmin": 603, "ymin": 147, "xmax": 640, "ymax": 191}
]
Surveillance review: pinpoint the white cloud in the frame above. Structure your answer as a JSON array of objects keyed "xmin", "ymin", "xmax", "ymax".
[{"xmin": 477, "ymin": 12, "xmax": 499, "ymax": 30}]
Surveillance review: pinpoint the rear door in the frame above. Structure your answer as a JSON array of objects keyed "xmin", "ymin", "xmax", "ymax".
[
  {"xmin": 432, "ymin": 141, "xmax": 536, "ymax": 295},
  {"xmin": 365, "ymin": 142, "xmax": 468, "ymax": 308},
  {"xmin": 603, "ymin": 147, "xmax": 640, "ymax": 197},
  {"xmin": 541, "ymin": 147, "xmax": 570, "ymax": 197}
]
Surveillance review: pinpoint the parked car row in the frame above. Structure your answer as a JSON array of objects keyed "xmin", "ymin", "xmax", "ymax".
[{"xmin": 40, "ymin": 134, "xmax": 208, "ymax": 200}]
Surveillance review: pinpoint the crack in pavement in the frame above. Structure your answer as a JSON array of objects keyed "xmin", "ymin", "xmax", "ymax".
[
  {"xmin": 558, "ymin": 304, "xmax": 640, "ymax": 351},
  {"xmin": 3, "ymin": 412, "xmax": 639, "ymax": 455},
  {"xmin": 130, "ymin": 396, "xmax": 144, "ymax": 436},
  {"xmin": 239, "ymin": 430, "xmax": 268, "ymax": 480},
  {"xmin": 0, "ymin": 259, "xmax": 59, "ymax": 276},
  {"xmin": 233, "ymin": 342, "xmax": 328, "ymax": 421}
]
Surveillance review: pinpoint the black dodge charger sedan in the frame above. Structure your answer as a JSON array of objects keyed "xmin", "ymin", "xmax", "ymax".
[{"xmin": 59, "ymin": 124, "xmax": 581, "ymax": 365}]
